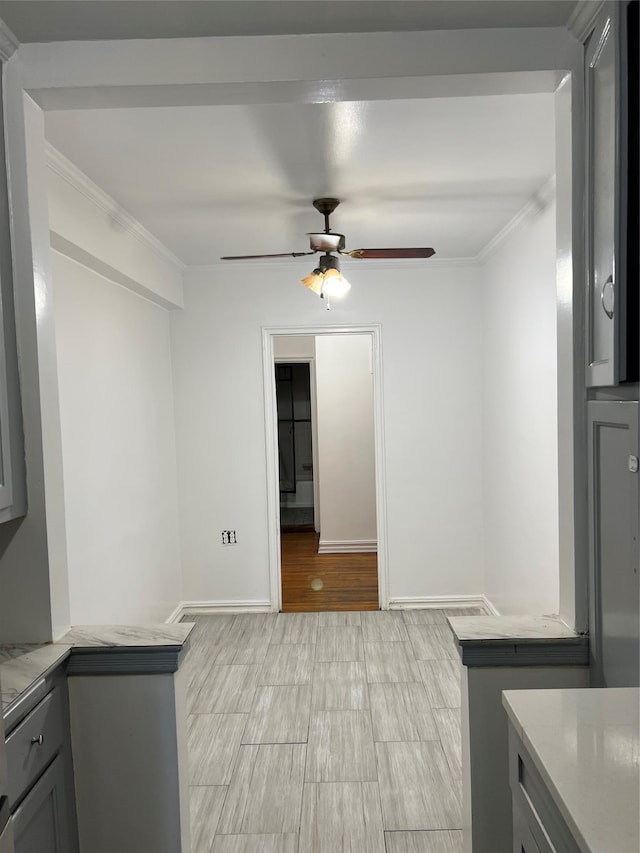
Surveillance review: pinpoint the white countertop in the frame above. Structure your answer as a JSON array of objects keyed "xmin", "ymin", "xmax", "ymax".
[{"xmin": 503, "ymin": 687, "xmax": 640, "ymax": 853}]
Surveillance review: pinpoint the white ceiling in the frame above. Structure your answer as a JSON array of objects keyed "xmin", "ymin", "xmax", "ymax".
[
  {"xmin": 44, "ymin": 93, "xmax": 555, "ymax": 265},
  {"xmin": 0, "ymin": 1, "xmax": 578, "ymax": 42}
]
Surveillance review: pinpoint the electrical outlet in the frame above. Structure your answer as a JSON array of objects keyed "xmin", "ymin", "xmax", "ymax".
[{"xmin": 221, "ymin": 530, "xmax": 237, "ymax": 545}]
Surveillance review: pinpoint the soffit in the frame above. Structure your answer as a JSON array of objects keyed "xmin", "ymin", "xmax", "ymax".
[{"xmin": 0, "ymin": 1, "xmax": 578, "ymax": 42}]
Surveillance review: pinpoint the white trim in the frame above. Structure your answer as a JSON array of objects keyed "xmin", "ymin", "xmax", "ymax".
[
  {"xmin": 388, "ymin": 595, "xmax": 492, "ymax": 612},
  {"xmin": 263, "ymin": 324, "xmax": 389, "ymax": 611},
  {"xmin": 318, "ymin": 539, "xmax": 377, "ymax": 554},
  {"xmin": 481, "ymin": 595, "xmax": 501, "ymax": 616},
  {"xmin": 0, "ymin": 19, "xmax": 18, "ymax": 62},
  {"xmin": 566, "ymin": 0, "xmax": 606, "ymax": 44},
  {"xmin": 165, "ymin": 601, "xmax": 185, "ymax": 624},
  {"xmin": 181, "ymin": 600, "xmax": 273, "ymax": 615},
  {"xmin": 50, "ymin": 235, "xmax": 183, "ymax": 311},
  {"xmin": 476, "ymin": 176, "xmax": 557, "ymax": 264},
  {"xmin": 45, "ymin": 142, "xmax": 186, "ymax": 272}
]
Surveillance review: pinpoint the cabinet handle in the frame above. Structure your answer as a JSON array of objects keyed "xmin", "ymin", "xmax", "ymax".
[
  {"xmin": 601, "ymin": 274, "xmax": 614, "ymax": 318},
  {"xmin": 30, "ymin": 734, "xmax": 44, "ymax": 746}
]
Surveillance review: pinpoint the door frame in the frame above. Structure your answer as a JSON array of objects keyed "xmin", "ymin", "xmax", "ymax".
[{"xmin": 263, "ymin": 324, "xmax": 389, "ymax": 611}]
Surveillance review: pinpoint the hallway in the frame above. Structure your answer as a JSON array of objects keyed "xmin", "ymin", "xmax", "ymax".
[
  {"xmin": 281, "ymin": 533, "xmax": 378, "ymax": 612},
  {"xmin": 184, "ymin": 608, "xmax": 482, "ymax": 852}
]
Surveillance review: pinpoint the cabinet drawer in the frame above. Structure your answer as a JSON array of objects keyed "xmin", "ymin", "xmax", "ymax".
[{"xmin": 5, "ymin": 688, "xmax": 64, "ymax": 808}]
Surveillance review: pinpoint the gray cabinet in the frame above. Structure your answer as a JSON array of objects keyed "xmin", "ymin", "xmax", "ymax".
[
  {"xmin": 12, "ymin": 758, "xmax": 71, "ymax": 853},
  {"xmin": 0, "ymin": 64, "xmax": 26, "ymax": 522},
  {"xmin": 0, "ymin": 819, "xmax": 13, "ymax": 853},
  {"xmin": 3, "ymin": 672, "xmax": 78, "ymax": 853},
  {"xmin": 588, "ymin": 401, "xmax": 639, "ymax": 686},
  {"xmin": 508, "ymin": 725, "xmax": 582, "ymax": 853},
  {"xmin": 586, "ymin": 2, "xmax": 637, "ymax": 387}
]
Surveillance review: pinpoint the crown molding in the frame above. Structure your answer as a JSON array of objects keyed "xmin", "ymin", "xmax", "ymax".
[
  {"xmin": 566, "ymin": 0, "xmax": 605, "ymax": 43},
  {"xmin": 45, "ymin": 142, "xmax": 186, "ymax": 272},
  {"xmin": 476, "ymin": 176, "xmax": 556, "ymax": 265},
  {"xmin": 0, "ymin": 18, "xmax": 18, "ymax": 62},
  {"xmin": 44, "ymin": 141, "xmax": 554, "ymax": 276}
]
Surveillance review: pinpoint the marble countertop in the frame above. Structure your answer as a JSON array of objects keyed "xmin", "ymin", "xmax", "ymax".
[
  {"xmin": 503, "ymin": 687, "xmax": 640, "ymax": 853},
  {"xmin": 1, "ymin": 623, "xmax": 194, "ymax": 715},
  {"xmin": 447, "ymin": 614, "xmax": 581, "ymax": 643},
  {"xmin": 58, "ymin": 623, "xmax": 194, "ymax": 648},
  {"xmin": 0, "ymin": 644, "xmax": 71, "ymax": 712}
]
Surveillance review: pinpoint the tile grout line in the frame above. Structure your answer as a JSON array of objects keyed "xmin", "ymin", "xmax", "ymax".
[{"xmin": 188, "ymin": 610, "xmax": 471, "ymax": 851}]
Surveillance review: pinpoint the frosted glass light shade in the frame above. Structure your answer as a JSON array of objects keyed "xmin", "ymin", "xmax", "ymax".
[
  {"xmin": 300, "ymin": 270, "xmax": 324, "ymax": 295},
  {"xmin": 321, "ymin": 268, "xmax": 351, "ymax": 297}
]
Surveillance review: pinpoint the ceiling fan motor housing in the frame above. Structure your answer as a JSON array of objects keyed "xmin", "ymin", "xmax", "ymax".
[
  {"xmin": 308, "ymin": 232, "xmax": 345, "ymax": 252},
  {"xmin": 318, "ymin": 254, "xmax": 340, "ymax": 273}
]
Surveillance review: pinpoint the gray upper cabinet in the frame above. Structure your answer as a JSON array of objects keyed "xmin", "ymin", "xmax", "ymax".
[
  {"xmin": 586, "ymin": 2, "xmax": 638, "ymax": 387},
  {"xmin": 0, "ymin": 63, "xmax": 26, "ymax": 522}
]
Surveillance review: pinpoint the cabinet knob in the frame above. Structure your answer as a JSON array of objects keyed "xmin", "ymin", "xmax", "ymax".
[{"xmin": 30, "ymin": 734, "xmax": 44, "ymax": 746}]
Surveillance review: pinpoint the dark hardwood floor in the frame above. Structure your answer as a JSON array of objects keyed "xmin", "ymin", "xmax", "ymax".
[{"xmin": 281, "ymin": 531, "xmax": 378, "ymax": 612}]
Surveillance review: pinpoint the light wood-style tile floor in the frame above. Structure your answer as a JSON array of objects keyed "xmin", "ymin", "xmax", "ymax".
[{"xmin": 184, "ymin": 608, "xmax": 483, "ymax": 853}]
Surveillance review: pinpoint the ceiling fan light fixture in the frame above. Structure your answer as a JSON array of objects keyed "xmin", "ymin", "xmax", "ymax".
[
  {"xmin": 320, "ymin": 267, "xmax": 351, "ymax": 298},
  {"xmin": 300, "ymin": 268, "xmax": 324, "ymax": 295}
]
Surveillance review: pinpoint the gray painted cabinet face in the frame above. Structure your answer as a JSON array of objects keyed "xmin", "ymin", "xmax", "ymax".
[
  {"xmin": 0, "ymin": 65, "xmax": 26, "ymax": 521},
  {"xmin": 0, "ymin": 820, "xmax": 13, "ymax": 853},
  {"xmin": 588, "ymin": 401, "xmax": 639, "ymax": 687},
  {"xmin": 11, "ymin": 757, "xmax": 71, "ymax": 853},
  {"xmin": 586, "ymin": 8, "xmax": 618, "ymax": 386},
  {"xmin": 585, "ymin": 2, "xmax": 637, "ymax": 387},
  {"xmin": 585, "ymin": 3, "xmax": 636, "ymax": 387}
]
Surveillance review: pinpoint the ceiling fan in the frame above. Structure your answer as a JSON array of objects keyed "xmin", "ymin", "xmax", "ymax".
[{"xmin": 221, "ymin": 198, "xmax": 436, "ymax": 302}]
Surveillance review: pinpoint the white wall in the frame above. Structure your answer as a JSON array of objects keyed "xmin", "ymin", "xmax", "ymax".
[
  {"xmin": 52, "ymin": 251, "xmax": 183, "ymax": 623},
  {"xmin": 171, "ymin": 262, "xmax": 484, "ymax": 605},
  {"xmin": 273, "ymin": 335, "xmax": 315, "ymax": 360},
  {"xmin": 315, "ymin": 335, "xmax": 376, "ymax": 548},
  {"xmin": 481, "ymin": 197, "xmax": 559, "ymax": 615},
  {"xmin": 47, "ymin": 149, "xmax": 184, "ymax": 309}
]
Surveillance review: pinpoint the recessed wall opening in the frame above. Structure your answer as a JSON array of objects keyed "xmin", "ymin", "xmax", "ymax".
[
  {"xmin": 6, "ymin": 48, "xmax": 577, "ymax": 630},
  {"xmin": 267, "ymin": 329, "xmax": 383, "ymax": 612}
]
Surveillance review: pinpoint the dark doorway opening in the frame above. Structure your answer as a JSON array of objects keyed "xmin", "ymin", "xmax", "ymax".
[{"xmin": 276, "ymin": 362, "xmax": 315, "ymax": 532}]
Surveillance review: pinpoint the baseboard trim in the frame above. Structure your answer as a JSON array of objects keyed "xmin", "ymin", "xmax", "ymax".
[
  {"xmin": 317, "ymin": 539, "xmax": 377, "ymax": 554},
  {"xmin": 388, "ymin": 595, "xmax": 496, "ymax": 613},
  {"xmin": 167, "ymin": 594, "xmax": 499, "ymax": 620},
  {"xmin": 165, "ymin": 601, "xmax": 185, "ymax": 624},
  {"xmin": 481, "ymin": 595, "xmax": 501, "ymax": 616},
  {"xmin": 180, "ymin": 600, "xmax": 273, "ymax": 617}
]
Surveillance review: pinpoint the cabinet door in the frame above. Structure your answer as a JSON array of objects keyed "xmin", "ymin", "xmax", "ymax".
[
  {"xmin": 585, "ymin": 3, "xmax": 632, "ymax": 387},
  {"xmin": 11, "ymin": 758, "xmax": 71, "ymax": 853},
  {"xmin": 588, "ymin": 401, "xmax": 639, "ymax": 687},
  {"xmin": 512, "ymin": 810, "xmax": 543, "ymax": 853},
  {"xmin": 0, "ymin": 819, "xmax": 14, "ymax": 853},
  {"xmin": 0, "ymin": 64, "xmax": 25, "ymax": 520}
]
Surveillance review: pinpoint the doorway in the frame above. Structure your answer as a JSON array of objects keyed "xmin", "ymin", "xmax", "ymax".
[
  {"xmin": 264, "ymin": 325, "xmax": 388, "ymax": 611},
  {"xmin": 276, "ymin": 362, "xmax": 316, "ymax": 533}
]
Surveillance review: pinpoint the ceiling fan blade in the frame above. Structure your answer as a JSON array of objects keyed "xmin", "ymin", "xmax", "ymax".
[
  {"xmin": 220, "ymin": 251, "xmax": 317, "ymax": 260},
  {"xmin": 345, "ymin": 248, "xmax": 436, "ymax": 259}
]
